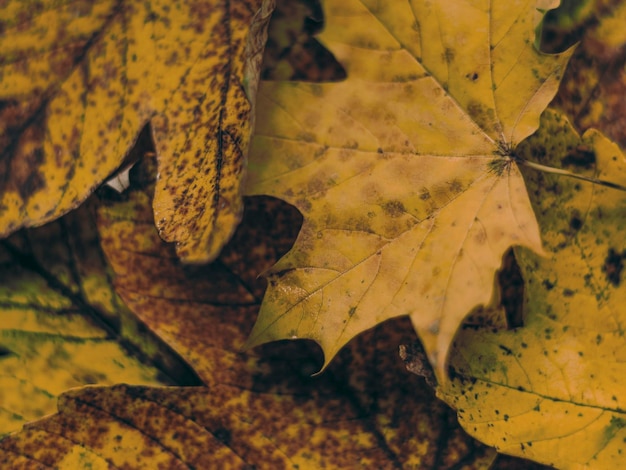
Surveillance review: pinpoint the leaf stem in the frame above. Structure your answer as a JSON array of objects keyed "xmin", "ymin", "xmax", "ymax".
[{"xmin": 515, "ymin": 158, "xmax": 626, "ymax": 192}]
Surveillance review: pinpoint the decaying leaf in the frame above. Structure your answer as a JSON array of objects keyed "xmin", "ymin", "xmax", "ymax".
[
  {"xmin": 0, "ymin": 347, "xmax": 498, "ymax": 469},
  {"xmin": 245, "ymin": 0, "xmax": 573, "ymax": 380},
  {"xmin": 0, "ymin": 203, "xmax": 197, "ymax": 436},
  {"xmin": 0, "ymin": 0, "xmax": 273, "ymax": 263},
  {"xmin": 8, "ymin": 155, "xmax": 497, "ymax": 469},
  {"xmin": 437, "ymin": 110, "xmax": 626, "ymax": 468}
]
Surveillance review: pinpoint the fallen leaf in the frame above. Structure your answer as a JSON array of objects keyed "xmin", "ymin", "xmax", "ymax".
[
  {"xmin": 20, "ymin": 154, "xmax": 499, "ymax": 468},
  {"xmin": 245, "ymin": 0, "xmax": 573, "ymax": 380},
  {"xmin": 0, "ymin": 342, "xmax": 498, "ymax": 469},
  {"xmin": 96, "ymin": 155, "xmax": 301, "ymax": 380},
  {"xmin": 0, "ymin": 0, "xmax": 273, "ymax": 263},
  {"xmin": 437, "ymin": 110, "xmax": 626, "ymax": 469},
  {"xmin": 0, "ymin": 202, "xmax": 197, "ymax": 436}
]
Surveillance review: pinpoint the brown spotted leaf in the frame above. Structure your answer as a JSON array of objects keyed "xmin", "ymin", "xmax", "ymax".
[
  {"xmin": 0, "ymin": 199, "xmax": 197, "ymax": 436},
  {"xmin": 0, "ymin": 154, "xmax": 499, "ymax": 468},
  {"xmin": 0, "ymin": 344, "xmax": 498, "ymax": 469},
  {"xmin": 437, "ymin": 110, "xmax": 626, "ymax": 469},
  {"xmin": 245, "ymin": 0, "xmax": 573, "ymax": 381},
  {"xmin": 0, "ymin": 0, "xmax": 273, "ymax": 263}
]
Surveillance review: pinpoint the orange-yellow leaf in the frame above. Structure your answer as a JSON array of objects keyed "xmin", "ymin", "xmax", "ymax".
[
  {"xmin": 0, "ymin": 0, "xmax": 273, "ymax": 263},
  {"xmin": 73, "ymin": 155, "xmax": 498, "ymax": 468},
  {"xmin": 437, "ymin": 110, "xmax": 626, "ymax": 469},
  {"xmin": 245, "ymin": 0, "xmax": 573, "ymax": 381}
]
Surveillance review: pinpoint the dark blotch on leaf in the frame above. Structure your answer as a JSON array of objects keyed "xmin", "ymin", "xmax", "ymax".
[
  {"xmin": 602, "ymin": 248, "xmax": 626, "ymax": 286},
  {"xmin": 569, "ymin": 212, "xmax": 583, "ymax": 231},
  {"xmin": 382, "ymin": 200, "xmax": 406, "ymax": 218},
  {"xmin": 444, "ymin": 47, "xmax": 455, "ymax": 62},
  {"xmin": 0, "ymin": 345, "xmax": 14, "ymax": 358},
  {"xmin": 467, "ymin": 101, "xmax": 497, "ymax": 134},
  {"xmin": 561, "ymin": 145, "xmax": 596, "ymax": 169}
]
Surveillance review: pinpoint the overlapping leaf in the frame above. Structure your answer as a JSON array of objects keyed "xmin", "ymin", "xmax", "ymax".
[
  {"xmin": 0, "ymin": 0, "xmax": 273, "ymax": 262},
  {"xmin": 437, "ymin": 110, "xmax": 626, "ymax": 468},
  {"xmin": 245, "ymin": 0, "xmax": 573, "ymax": 380},
  {"xmin": 0, "ymin": 202, "xmax": 196, "ymax": 436},
  {"xmin": 0, "ymin": 155, "xmax": 500, "ymax": 468}
]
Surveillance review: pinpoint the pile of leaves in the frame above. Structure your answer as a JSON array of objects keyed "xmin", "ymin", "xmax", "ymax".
[{"xmin": 1, "ymin": 0, "xmax": 625, "ymax": 468}]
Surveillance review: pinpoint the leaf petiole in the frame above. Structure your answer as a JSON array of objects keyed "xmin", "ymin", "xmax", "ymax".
[{"xmin": 514, "ymin": 157, "xmax": 626, "ymax": 192}]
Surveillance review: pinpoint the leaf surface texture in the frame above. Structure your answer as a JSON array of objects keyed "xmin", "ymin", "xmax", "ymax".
[
  {"xmin": 0, "ymin": 156, "xmax": 498, "ymax": 468},
  {"xmin": 0, "ymin": 0, "xmax": 271, "ymax": 262},
  {"xmin": 246, "ymin": 0, "xmax": 573, "ymax": 378},
  {"xmin": 438, "ymin": 110, "xmax": 626, "ymax": 469}
]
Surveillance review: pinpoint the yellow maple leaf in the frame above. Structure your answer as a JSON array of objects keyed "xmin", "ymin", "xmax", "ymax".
[
  {"xmin": 0, "ymin": 158, "xmax": 499, "ymax": 468},
  {"xmin": 245, "ymin": 0, "xmax": 574, "ymax": 380},
  {"xmin": 0, "ymin": 0, "xmax": 273, "ymax": 263},
  {"xmin": 437, "ymin": 110, "xmax": 626, "ymax": 469}
]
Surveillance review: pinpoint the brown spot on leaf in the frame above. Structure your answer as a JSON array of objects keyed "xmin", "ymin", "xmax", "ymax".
[
  {"xmin": 8, "ymin": 122, "xmax": 47, "ymax": 203},
  {"xmin": 382, "ymin": 200, "xmax": 406, "ymax": 218},
  {"xmin": 603, "ymin": 248, "xmax": 626, "ymax": 286},
  {"xmin": 449, "ymin": 178, "xmax": 463, "ymax": 194},
  {"xmin": 467, "ymin": 101, "xmax": 497, "ymax": 134},
  {"xmin": 561, "ymin": 145, "xmax": 596, "ymax": 169},
  {"xmin": 474, "ymin": 230, "xmax": 487, "ymax": 245},
  {"xmin": 569, "ymin": 211, "xmax": 583, "ymax": 231},
  {"xmin": 443, "ymin": 47, "xmax": 455, "ymax": 62}
]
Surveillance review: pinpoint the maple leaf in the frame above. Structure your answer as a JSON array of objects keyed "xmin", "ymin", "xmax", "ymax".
[
  {"xmin": 437, "ymin": 110, "xmax": 626, "ymax": 469},
  {"xmin": 0, "ymin": 0, "xmax": 273, "ymax": 263},
  {"xmin": 0, "ymin": 153, "xmax": 504, "ymax": 468},
  {"xmin": 245, "ymin": 0, "xmax": 574, "ymax": 380}
]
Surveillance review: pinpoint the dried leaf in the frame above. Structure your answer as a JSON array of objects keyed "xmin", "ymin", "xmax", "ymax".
[
  {"xmin": 14, "ymin": 155, "xmax": 498, "ymax": 468},
  {"xmin": 437, "ymin": 110, "xmax": 626, "ymax": 469},
  {"xmin": 0, "ymin": 341, "xmax": 497, "ymax": 469},
  {"xmin": 245, "ymin": 0, "xmax": 573, "ymax": 380},
  {"xmin": 0, "ymin": 0, "xmax": 272, "ymax": 263}
]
